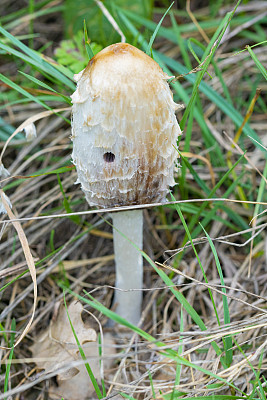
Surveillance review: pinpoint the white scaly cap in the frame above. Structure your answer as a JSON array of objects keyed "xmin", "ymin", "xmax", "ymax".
[{"xmin": 71, "ymin": 43, "xmax": 182, "ymax": 208}]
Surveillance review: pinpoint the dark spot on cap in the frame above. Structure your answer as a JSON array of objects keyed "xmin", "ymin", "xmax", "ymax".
[{"xmin": 103, "ymin": 152, "xmax": 115, "ymax": 163}]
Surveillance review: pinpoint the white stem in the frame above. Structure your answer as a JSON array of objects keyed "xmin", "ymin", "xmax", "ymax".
[{"xmin": 112, "ymin": 210, "xmax": 143, "ymax": 325}]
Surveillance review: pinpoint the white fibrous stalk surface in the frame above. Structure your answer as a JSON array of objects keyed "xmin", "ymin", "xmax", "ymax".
[{"xmin": 71, "ymin": 43, "xmax": 182, "ymax": 208}]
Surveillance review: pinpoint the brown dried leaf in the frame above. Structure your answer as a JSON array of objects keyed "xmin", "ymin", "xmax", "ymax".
[{"xmin": 31, "ymin": 301, "xmax": 115, "ymax": 400}]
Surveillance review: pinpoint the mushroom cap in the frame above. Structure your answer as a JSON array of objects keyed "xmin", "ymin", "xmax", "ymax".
[{"xmin": 71, "ymin": 42, "xmax": 182, "ymax": 208}]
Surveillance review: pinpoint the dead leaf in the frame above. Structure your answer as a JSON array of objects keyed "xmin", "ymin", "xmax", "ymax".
[{"xmin": 31, "ymin": 301, "xmax": 115, "ymax": 400}]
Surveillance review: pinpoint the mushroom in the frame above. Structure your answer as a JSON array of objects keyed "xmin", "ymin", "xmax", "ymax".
[{"xmin": 71, "ymin": 43, "xmax": 181, "ymax": 325}]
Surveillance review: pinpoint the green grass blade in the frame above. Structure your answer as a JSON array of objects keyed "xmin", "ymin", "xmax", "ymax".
[
  {"xmin": 57, "ymin": 173, "xmax": 81, "ymax": 225},
  {"xmin": 18, "ymin": 71, "xmax": 72, "ymax": 105},
  {"xmin": 84, "ymin": 20, "xmax": 94, "ymax": 60},
  {"xmin": 178, "ymin": 150, "xmax": 210, "ymax": 196},
  {"xmin": 0, "ymin": 96, "xmax": 67, "ymax": 110},
  {"xmin": 146, "ymin": 2, "xmax": 174, "ymax": 55},
  {"xmin": 171, "ymin": 308, "xmax": 184, "ymax": 400},
  {"xmin": 28, "ymin": 0, "xmax": 34, "ymax": 49},
  {"xmin": 4, "ymin": 318, "xmax": 16, "ymax": 396},
  {"xmin": 120, "ymin": 394, "xmax": 137, "ymax": 400},
  {"xmin": 252, "ymin": 161, "xmax": 267, "ymax": 223},
  {"xmin": 23, "ymin": 165, "xmax": 75, "ymax": 179},
  {"xmin": 97, "ymin": 334, "xmax": 106, "ymax": 398},
  {"xmin": 200, "ymin": 224, "xmax": 233, "ymax": 367},
  {"xmin": 0, "ymin": 73, "xmax": 52, "ymax": 111},
  {"xmin": 179, "ymin": 110, "xmax": 195, "ymax": 199},
  {"xmin": 170, "ymin": 197, "xmax": 221, "ymax": 326},
  {"xmin": 0, "ymin": 25, "xmax": 75, "ymax": 90},
  {"xmin": 187, "ymin": 37, "xmax": 202, "ymax": 64},
  {"xmin": 246, "ymin": 45, "xmax": 267, "ymax": 81},
  {"xmin": 148, "ymin": 371, "xmax": 156, "ymax": 399},
  {"xmin": 0, "ymin": 322, "xmax": 8, "ymax": 343}
]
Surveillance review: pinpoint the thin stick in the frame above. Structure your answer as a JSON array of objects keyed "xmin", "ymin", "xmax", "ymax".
[{"xmin": 0, "ymin": 198, "xmax": 266, "ymax": 224}]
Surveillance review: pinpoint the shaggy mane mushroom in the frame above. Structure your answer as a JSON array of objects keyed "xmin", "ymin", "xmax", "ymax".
[{"xmin": 71, "ymin": 43, "xmax": 181, "ymax": 325}]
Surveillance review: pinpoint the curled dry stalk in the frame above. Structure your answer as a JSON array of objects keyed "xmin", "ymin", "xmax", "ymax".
[{"xmin": 0, "ymin": 190, "xmax": 37, "ymax": 349}]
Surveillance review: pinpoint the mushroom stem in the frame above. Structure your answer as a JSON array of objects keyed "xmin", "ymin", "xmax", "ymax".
[{"xmin": 112, "ymin": 209, "xmax": 143, "ymax": 325}]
